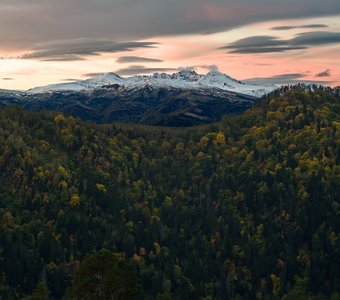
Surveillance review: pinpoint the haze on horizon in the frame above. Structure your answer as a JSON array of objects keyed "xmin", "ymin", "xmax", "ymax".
[{"xmin": 0, "ymin": 0, "xmax": 340, "ymax": 90}]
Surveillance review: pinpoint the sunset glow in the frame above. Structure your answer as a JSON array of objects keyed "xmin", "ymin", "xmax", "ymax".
[{"xmin": 0, "ymin": 8, "xmax": 339, "ymax": 90}]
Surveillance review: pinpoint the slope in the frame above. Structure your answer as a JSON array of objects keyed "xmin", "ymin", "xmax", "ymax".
[{"xmin": 0, "ymin": 87, "xmax": 339, "ymax": 299}]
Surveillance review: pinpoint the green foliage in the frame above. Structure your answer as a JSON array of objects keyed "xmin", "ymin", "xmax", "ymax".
[
  {"xmin": 69, "ymin": 250, "xmax": 139, "ymax": 300},
  {"xmin": 22, "ymin": 281, "xmax": 49, "ymax": 300},
  {"xmin": 0, "ymin": 88, "xmax": 339, "ymax": 299}
]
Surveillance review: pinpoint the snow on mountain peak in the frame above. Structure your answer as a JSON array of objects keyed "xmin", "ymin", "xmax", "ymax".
[
  {"xmin": 175, "ymin": 70, "xmax": 202, "ymax": 81},
  {"xmin": 28, "ymin": 73, "xmax": 123, "ymax": 93},
  {"xmin": 204, "ymin": 70, "xmax": 239, "ymax": 82},
  {"xmin": 28, "ymin": 70, "xmax": 277, "ymax": 97},
  {"xmin": 85, "ymin": 72, "xmax": 124, "ymax": 87}
]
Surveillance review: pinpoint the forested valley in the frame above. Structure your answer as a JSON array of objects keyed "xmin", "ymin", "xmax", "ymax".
[{"xmin": 0, "ymin": 88, "xmax": 339, "ymax": 299}]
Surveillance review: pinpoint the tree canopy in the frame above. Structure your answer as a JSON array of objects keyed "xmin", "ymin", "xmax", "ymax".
[
  {"xmin": 69, "ymin": 250, "xmax": 139, "ymax": 300},
  {"xmin": 0, "ymin": 88, "xmax": 339, "ymax": 299}
]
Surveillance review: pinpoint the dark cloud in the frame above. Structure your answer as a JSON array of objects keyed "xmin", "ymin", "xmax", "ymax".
[
  {"xmin": 117, "ymin": 56, "xmax": 163, "ymax": 63},
  {"xmin": 41, "ymin": 56, "xmax": 86, "ymax": 62},
  {"xmin": 114, "ymin": 65, "xmax": 177, "ymax": 76},
  {"xmin": 222, "ymin": 35, "xmax": 306, "ymax": 53},
  {"xmin": 18, "ymin": 39, "xmax": 158, "ymax": 61},
  {"xmin": 290, "ymin": 31, "xmax": 340, "ymax": 46},
  {"xmin": 229, "ymin": 46, "xmax": 306, "ymax": 53},
  {"xmin": 315, "ymin": 69, "xmax": 331, "ymax": 77},
  {"xmin": 224, "ymin": 31, "xmax": 340, "ymax": 54},
  {"xmin": 223, "ymin": 36, "xmax": 287, "ymax": 49},
  {"xmin": 271, "ymin": 24, "xmax": 328, "ymax": 30},
  {"xmin": 244, "ymin": 73, "xmax": 333, "ymax": 85},
  {"xmin": 83, "ymin": 73, "xmax": 105, "ymax": 77},
  {"xmin": 266, "ymin": 73, "xmax": 306, "ymax": 80},
  {"xmin": 62, "ymin": 78, "xmax": 81, "ymax": 81},
  {"xmin": 2, "ymin": 77, "xmax": 14, "ymax": 80},
  {"xmin": 0, "ymin": 0, "xmax": 340, "ymax": 51}
]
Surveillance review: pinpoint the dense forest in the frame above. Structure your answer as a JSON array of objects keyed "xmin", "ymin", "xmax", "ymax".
[{"xmin": 0, "ymin": 88, "xmax": 339, "ymax": 299}]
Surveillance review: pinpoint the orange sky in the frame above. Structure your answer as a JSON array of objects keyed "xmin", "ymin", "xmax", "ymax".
[{"xmin": 0, "ymin": 15, "xmax": 339, "ymax": 90}]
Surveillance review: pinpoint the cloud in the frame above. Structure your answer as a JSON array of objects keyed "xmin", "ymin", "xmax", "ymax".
[
  {"xmin": 222, "ymin": 35, "xmax": 306, "ymax": 53},
  {"xmin": 266, "ymin": 73, "xmax": 306, "ymax": 80},
  {"xmin": 223, "ymin": 36, "xmax": 287, "ymax": 49},
  {"xmin": 17, "ymin": 39, "xmax": 159, "ymax": 61},
  {"xmin": 244, "ymin": 73, "xmax": 333, "ymax": 85},
  {"xmin": 290, "ymin": 31, "xmax": 340, "ymax": 46},
  {"xmin": 83, "ymin": 73, "xmax": 105, "ymax": 77},
  {"xmin": 229, "ymin": 46, "xmax": 306, "ymax": 53},
  {"xmin": 2, "ymin": 77, "xmax": 14, "ymax": 80},
  {"xmin": 1, "ymin": 0, "xmax": 340, "ymax": 51},
  {"xmin": 114, "ymin": 65, "xmax": 177, "ymax": 76},
  {"xmin": 315, "ymin": 69, "xmax": 331, "ymax": 77},
  {"xmin": 201, "ymin": 64, "xmax": 219, "ymax": 71},
  {"xmin": 113, "ymin": 64, "xmax": 222, "ymax": 76},
  {"xmin": 178, "ymin": 65, "xmax": 219, "ymax": 72},
  {"xmin": 224, "ymin": 31, "xmax": 340, "ymax": 54},
  {"xmin": 271, "ymin": 24, "xmax": 328, "ymax": 30},
  {"xmin": 40, "ymin": 56, "xmax": 86, "ymax": 62},
  {"xmin": 116, "ymin": 56, "xmax": 163, "ymax": 63},
  {"xmin": 62, "ymin": 78, "xmax": 80, "ymax": 81}
]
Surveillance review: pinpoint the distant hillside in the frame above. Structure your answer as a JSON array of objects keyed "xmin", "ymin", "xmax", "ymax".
[
  {"xmin": 0, "ymin": 85, "xmax": 256, "ymax": 126},
  {"xmin": 0, "ymin": 70, "xmax": 278, "ymax": 127}
]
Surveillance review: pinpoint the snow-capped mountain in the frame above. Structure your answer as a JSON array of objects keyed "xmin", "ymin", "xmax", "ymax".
[
  {"xmin": 28, "ymin": 70, "xmax": 277, "ymax": 98},
  {"xmin": 28, "ymin": 73, "xmax": 125, "ymax": 94},
  {"xmin": 1, "ymin": 77, "xmax": 337, "ymax": 127}
]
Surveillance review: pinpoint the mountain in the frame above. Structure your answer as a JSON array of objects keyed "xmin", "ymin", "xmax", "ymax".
[
  {"xmin": 28, "ymin": 70, "xmax": 276, "ymax": 98},
  {"xmin": 0, "ymin": 70, "xmax": 279, "ymax": 126},
  {"xmin": 28, "ymin": 73, "xmax": 125, "ymax": 94},
  {"xmin": 22, "ymin": 86, "xmax": 256, "ymax": 126},
  {"xmin": 2, "ymin": 72, "xmax": 338, "ymax": 127}
]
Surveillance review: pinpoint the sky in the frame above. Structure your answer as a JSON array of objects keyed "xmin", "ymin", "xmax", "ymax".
[{"xmin": 0, "ymin": 0, "xmax": 340, "ymax": 90}]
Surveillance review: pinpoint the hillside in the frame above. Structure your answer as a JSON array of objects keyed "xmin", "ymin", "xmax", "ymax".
[
  {"xmin": 0, "ymin": 88, "xmax": 339, "ymax": 299},
  {"xmin": 0, "ymin": 70, "xmax": 276, "ymax": 127}
]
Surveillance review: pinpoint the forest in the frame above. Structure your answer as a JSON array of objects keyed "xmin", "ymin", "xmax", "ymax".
[{"xmin": 0, "ymin": 88, "xmax": 339, "ymax": 299}]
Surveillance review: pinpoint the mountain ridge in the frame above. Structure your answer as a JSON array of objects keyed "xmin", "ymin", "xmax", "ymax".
[
  {"xmin": 27, "ymin": 70, "xmax": 277, "ymax": 98},
  {"xmin": 2, "ymin": 73, "xmax": 338, "ymax": 127},
  {"xmin": 0, "ymin": 70, "xmax": 276, "ymax": 126}
]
